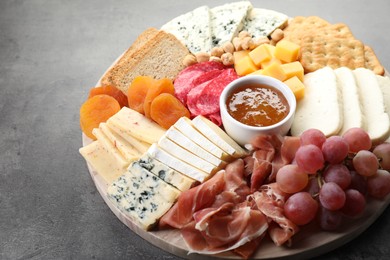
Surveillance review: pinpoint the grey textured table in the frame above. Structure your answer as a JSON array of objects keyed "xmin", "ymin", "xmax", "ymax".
[{"xmin": 1, "ymin": 0, "xmax": 390, "ymax": 259}]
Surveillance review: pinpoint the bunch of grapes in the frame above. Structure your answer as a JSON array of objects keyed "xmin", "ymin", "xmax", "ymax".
[{"xmin": 276, "ymin": 128, "xmax": 390, "ymax": 230}]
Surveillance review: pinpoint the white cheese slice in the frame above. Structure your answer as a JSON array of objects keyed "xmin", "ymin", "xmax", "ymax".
[
  {"xmin": 98, "ymin": 122, "xmax": 141, "ymax": 162},
  {"xmin": 107, "ymin": 172, "xmax": 177, "ymax": 230},
  {"xmin": 147, "ymin": 143, "xmax": 208, "ymax": 182},
  {"xmin": 92, "ymin": 128, "xmax": 129, "ymax": 166},
  {"xmin": 138, "ymin": 154, "xmax": 196, "ymax": 191},
  {"xmin": 79, "ymin": 141, "xmax": 127, "ymax": 184},
  {"xmin": 158, "ymin": 137, "xmax": 219, "ymax": 175},
  {"xmin": 291, "ymin": 66, "xmax": 343, "ymax": 137},
  {"xmin": 242, "ymin": 8, "xmax": 288, "ymax": 39},
  {"xmin": 334, "ymin": 67, "xmax": 364, "ymax": 135},
  {"xmin": 173, "ymin": 117, "xmax": 230, "ymax": 161},
  {"xmin": 192, "ymin": 115, "xmax": 247, "ymax": 158},
  {"xmin": 161, "ymin": 6, "xmax": 212, "ymax": 53},
  {"xmin": 107, "ymin": 107, "xmax": 165, "ymax": 144},
  {"xmin": 210, "ymin": 1, "xmax": 253, "ymax": 47},
  {"xmin": 106, "ymin": 122, "xmax": 150, "ymax": 154},
  {"xmin": 353, "ymin": 68, "xmax": 390, "ymax": 144},
  {"xmin": 164, "ymin": 127, "xmax": 225, "ymax": 167},
  {"xmin": 376, "ymin": 75, "xmax": 390, "ymax": 142}
]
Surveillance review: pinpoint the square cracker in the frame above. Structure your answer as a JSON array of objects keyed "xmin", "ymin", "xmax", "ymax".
[
  {"xmin": 300, "ymin": 34, "xmax": 365, "ymax": 73},
  {"xmin": 364, "ymin": 45, "xmax": 385, "ymax": 75},
  {"xmin": 283, "ymin": 16, "xmax": 331, "ymax": 44}
]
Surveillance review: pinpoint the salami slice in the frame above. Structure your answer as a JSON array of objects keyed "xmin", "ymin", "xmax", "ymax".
[{"xmin": 174, "ymin": 61, "xmax": 225, "ymax": 104}]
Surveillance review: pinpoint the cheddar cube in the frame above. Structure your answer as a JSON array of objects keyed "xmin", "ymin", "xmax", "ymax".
[
  {"xmin": 249, "ymin": 44, "xmax": 272, "ymax": 67},
  {"xmin": 262, "ymin": 61, "xmax": 287, "ymax": 81},
  {"xmin": 274, "ymin": 40, "xmax": 300, "ymax": 63},
  {"xmin": 233, "ymin": 50, "xmax": 250, "ymax": 63},
  {"xmin": 281, "ymin": 61, "xmax": 304, "ymax": 81},
  {"xmin": 263, "ymin": 44, "xmax": 276, "ymax": 57},
  {"xmin": 283, "ymin": 76, "xmax": 305, "ymax": 100},
  {"xmin": 249, "ymin": 69, "xmax": 264, "ymax": 76},
  {"xmin": 261, "ymin": 57, "xmax": 282, "ymax": 69},
  {"xmin": 234, "ymin": 55, "xmax": 259, "ymax": 76}
]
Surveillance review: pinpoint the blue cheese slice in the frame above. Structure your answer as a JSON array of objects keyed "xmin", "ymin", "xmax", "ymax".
[
  {"xmin": 210, "ymin": 1, "xmax": 253, "ymax": 47},
  {"xmin": 192, "ymin": 115, "xmax": 247, "ymax": 159},
  {"xmin": 242, "ymin": 8, "xmax": 288, "ymax": 39},
  {"xmin": 107, "ymin": 170, "xmax": 178, "ymax": 230},
  {"xmin": 161, "ymin": 6, "xmax": 212, "ymax": 53},
  {"xmin": 138, "ymin": 154, "xmax": 196, "ymax": 191},
  {"xmin": 147, "ymin": 143, "xmax": 208, "ymax": 182}
]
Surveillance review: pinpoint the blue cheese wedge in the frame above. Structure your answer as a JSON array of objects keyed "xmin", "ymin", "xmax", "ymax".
[
  {"xmin": 161, "ymin": 6, "xmax": 212, "ymax": 53},
  {"xmin": 174, "ymin": 117, "xmax": 230, "ymax": 161},
  {"xmin": 164, "ymin": 127, "xmax": 225, "ymax": 167},
  {"xmin": 138, "ymin": 154, "xmax": 196, "ymax": 191},
  {"xmin": 107, "ymin": 167, "xmax": 179, "ymax": 230},
  {"xmin": 192, "ymin": 115, "xmax": 247, "ymax": 158},
  {"xmin": 107, "ymin": 107, "xmax": 165, "ymax": 144},
  {"xmin": 147, "ymin": 143, "xmax": 208, "ymax": 182},
  {"xmin": 210, "ymin": 1, "xmax": 253, "ymax": 47},
  {"xmin": 242, "ymin": 8, "xmax": 288, "ymax": 38}
]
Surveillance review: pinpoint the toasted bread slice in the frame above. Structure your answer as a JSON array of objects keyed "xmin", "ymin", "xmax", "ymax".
[{"xmin": 100, "ymin": 29, "xmax": 189, "ymax": 94}]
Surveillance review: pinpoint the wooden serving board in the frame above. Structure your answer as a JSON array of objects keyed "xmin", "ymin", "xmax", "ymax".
[{"xmin": 83, "ymin": 134, "xmax": 390, "ymax": 259}]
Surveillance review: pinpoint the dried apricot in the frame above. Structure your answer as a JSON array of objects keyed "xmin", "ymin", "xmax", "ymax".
[
  {"xmin": 144, "ymin": 78, "xmax": 175, "ymax": 118},
  {"xmin": 89, "ymin": 85, "xmax": 128, "ymax": 108},
  {"xmin": 150, "ymin": 93, "xmax": 190, "ymax": 129},
  {"xmin": 80, "ymin": 94, "xmax": 121, "ymax": 140},
  {"xmin": 127, "ymin": 76, "xmax": 156, "ymax": 114}
]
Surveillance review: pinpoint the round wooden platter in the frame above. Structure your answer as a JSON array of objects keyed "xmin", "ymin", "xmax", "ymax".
[{"xmin": 82, "ymin": 134, "xmax": 390, "ymax": 260}]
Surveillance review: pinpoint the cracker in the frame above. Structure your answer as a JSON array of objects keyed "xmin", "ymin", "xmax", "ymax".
[
  {"xmin": 300, "ymin": 34, "xmax": 365, "ymax": 73},
  {"xmin": 284, "ymin": 16, "xmax": 331, "ymax": 44},
  {"xmin": 364, "ymin": 45, "xmax": 385, "ymax": 75}
]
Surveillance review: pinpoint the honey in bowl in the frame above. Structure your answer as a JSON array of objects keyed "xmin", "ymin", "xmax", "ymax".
[{"xmin": 225, "ymin": 84, "xmax": 290, "ymax": 127}]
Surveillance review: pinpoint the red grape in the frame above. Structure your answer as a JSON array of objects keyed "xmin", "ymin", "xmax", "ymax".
[
  {"xmin": 322, "ymin": 136, "xmax": 349, "ymax": 164},
  {"xmin": 367, "ymin": 169, "xmax": 390, "ymax": 199},
  {"xmin": 304, "ymin": 175, "xmax": 321, "ymax": 196},
  {"xmin": 341, "ymin": 189, "xmax": 366, "ymax": 217},
  {"xmin": 295, "ymin": 144, "xmax": 325, "ymax": 174},
  {"xmin": 342, "ymin": 127, "xmax": 371, "ymax": 153},
  {"xmin": 348, "ymin": 171, "xmax": 367, "ymax": 195},
  {"xmin": 353, "ymin": 150, "xmax": 379, "ymax": 177},
  {"xmin": 323, "ymin": 164, "xmax": 351, "ymax": 190},
  {"xmin": 373, "ymin": 142, "xmax": 390, "ymax": 171},
  {"xmin": 319, "ymin": 182, "xmax": 346, "ymax": 210},
  {"xmin": 300, "ymin": 128, "xmax": 326, "ymax": 148},
  {"xmin": 284, "ymin": 192, "xmax": 319, "ymax": 225},
  {"xmin": 317, "ymin": 206, "xmax": 343, "ymax": 231},
  {"xmin": 276, "ymin": 164, "xmax": 308, "ymax": 194}
]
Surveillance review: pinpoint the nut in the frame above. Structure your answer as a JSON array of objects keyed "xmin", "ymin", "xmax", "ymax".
[
  {"xmin": 232, "ymin": 37, "xmax": 242, "ymax": 51},
  {"xmin": 183, "ymin": 54, "xmax": 197, "ymax": 67},
  {"xmin": 238, "ymin": 31, "xmax": 250, "ymax": 39},
  {"xmin": 221, "ymin": 52, "xmax": 234, "ymax": 66},
  {"xmin": 195, "ymin": 52, "xmax": 210, "ymax": 63},
  {"xmin": 210, "ymin": 47, "xmax": 224, "ymax": 57},
  {"xmin": 270, "ymin": 29, "xmax": 284, "ymax": 42},
  {"xmin": 209, "ymin": 56, "xmax": 222, "ymax": 63},
  {"xmin": 253, "ymin": 36, "xmax": 270, "ymax": 46},
  {"xmin": 241, "ymin": 36, "xmax": 254, "ymax": 50},
  {"xmin": 221, "ymin": 41, "xmax": 234, "ymax": 54}
]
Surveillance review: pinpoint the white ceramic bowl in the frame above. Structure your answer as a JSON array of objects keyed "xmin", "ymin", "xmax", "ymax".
[{"xmin": 219, "ymin": 75, "xmax": 296, "ymax": 146}]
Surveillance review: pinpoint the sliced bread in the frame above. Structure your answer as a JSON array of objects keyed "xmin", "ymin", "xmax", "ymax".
[
  {"xmin": 291, "ymin": 66, "xmax": 343, "ymax": 137},
  {"xmin": 100, "ymin": 29, "xmax": 189, "ymax": 94},
  {"xmin": 353, "ymin": 68, "xmax": 390, "ymax": 144}
]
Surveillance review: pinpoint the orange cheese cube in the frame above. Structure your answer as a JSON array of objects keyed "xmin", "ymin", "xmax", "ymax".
[
  {"xmin": 234, "ymin": 55, "xmax": 259, "ymax": 76},
  {"xmin": 261, "ymin": 57, "xmax": 282, "ymax": 69},
  {"xmin": 274, "ymin": 40, "xmax": 300, "ymax": 63},
  {"xmin": 249, "ymin": 69, "xmax": 264, "ymax": 76},
  {"xmin": 262, "ymin": 61, "xmax": 287, "ymax": 81},
  {"xmin": 249, "ymin": 44, "xmax": 272, "ymax": 67},
  {"xmin": 283, "ymin": 76, "xmax": 305, "ymax": 100},
  {"xmin": 233, "ymin": 50, "xmax": 250, "ymax": 63},
  {"xmin": 281, "ymin": 61, "xmax": 304, "ymax": 81},
  {"xmin": 263, "ymin": 44, "xmax": 276, "ymax": 57}
]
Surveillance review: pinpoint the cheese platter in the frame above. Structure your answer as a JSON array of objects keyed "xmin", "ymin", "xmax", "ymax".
[{"xmin": 79, "ymin": 1, "xmax": 390, "ymax": 259}]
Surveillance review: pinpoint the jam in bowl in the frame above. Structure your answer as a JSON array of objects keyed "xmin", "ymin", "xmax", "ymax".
[{"xmin": 219, "ymin": 75, "xmax": 296, "ymax": 146}]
